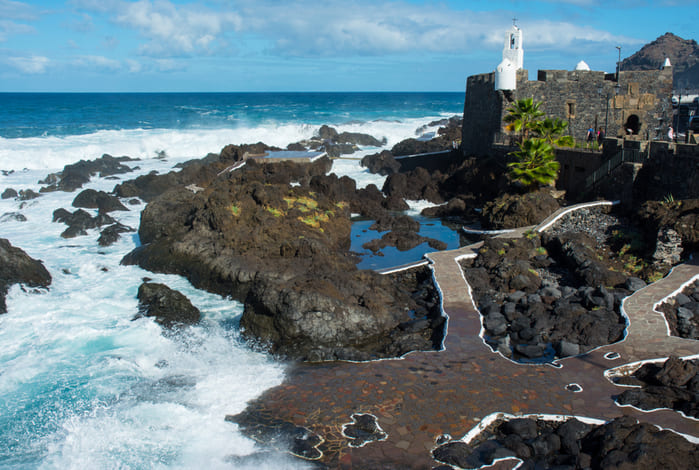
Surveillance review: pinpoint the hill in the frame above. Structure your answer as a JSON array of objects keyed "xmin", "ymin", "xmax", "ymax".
[{"xmin": 621, "ymin": 33, "xmax": 699, "ymax": 91}]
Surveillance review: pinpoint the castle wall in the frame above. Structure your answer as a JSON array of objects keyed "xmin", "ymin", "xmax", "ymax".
[
  {"xmin": 461, "ymin": 67, "xmax": 673, "ymax": 157},
  {"xmin": 461, "ymin": 73, "xmax": 506, "ymax": 157}
]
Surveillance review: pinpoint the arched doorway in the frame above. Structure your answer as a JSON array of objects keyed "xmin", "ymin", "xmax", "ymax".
[{"xmin": 624, "ymin": 114, "xmax": 641, "ymax": 135}]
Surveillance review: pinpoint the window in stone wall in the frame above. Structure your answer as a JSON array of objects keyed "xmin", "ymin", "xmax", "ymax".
[{"xmin": 566, "ymin": 101, "xmax": 576, "ymax": 118}]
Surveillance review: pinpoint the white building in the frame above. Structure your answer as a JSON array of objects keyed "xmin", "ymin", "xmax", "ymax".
[{"xmin": 495, "ymin": 23, "xmax": 523, "ymax": 91}]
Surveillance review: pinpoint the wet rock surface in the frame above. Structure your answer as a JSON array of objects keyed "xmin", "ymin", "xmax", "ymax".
[
  {"xmin": 433, "ymin": 415, "xmax": 699, "ymax": 470},
  {"xmin": 121, "ymin": 155, "xmax": 445, "ymax": 361},
  {"xmin": 72, "ymin": 189, "xmax": 129, "ymax": 213},
  {"xmin": 614, "ymin": 356, "xmax": 699, "ymax": 418},
  {"xmin": 343, "ymin": 414, "xmax": 387, "ymax": 448},
  {"xmin": 390, "ymin": 116, "xmax": 461, "ymax": 157},
  {"xmin": 226, "ymin": 412, "xmax": 324, "ymax": 461},
  {"xmin": 40, "ymin": 154, "xmax": 135, "ymax": 193},
  {"xmin": 288, "ymin": 124, "xmax": 386, "ymax": 158},
  {"xmin": 0, "ymin": 238, "xmax": 52, "ymax": 314},
  {"xmin": 135, "ymin": 282, "xmax": 201, "ymax": 327},
  {"xmin": 1, "ymin": 188, "xmax": 18, "ymax": 199}
]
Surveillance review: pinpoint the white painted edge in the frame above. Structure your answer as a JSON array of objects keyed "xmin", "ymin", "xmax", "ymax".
[
  {"xmin": 613, "ymin": 401, "xmax": 699, "ymax": 428},
  {"xmin": 216, "ymin": 160, "xmax": 247, "ymax": 176},
  {"xmin": 462, "ymin": 226, "xmax": 517, "ymax": 235},
  {"xmin": 604, "ymin": 354, "xmax": 699, "ymax": 384},
  {"xmin": 340, "ymin": 412, "xmax": 389, "ymax": 448},
  {"xmin": 535, "ymin": 200, "xmax": 619, "ymax": 233},
  {"xmin": 377, "ymin": 259, "xmax": 430, "ymax": 275},
  {"xmin": 394, "ymin": 149, "xmax": 451, "ymax": 160}
]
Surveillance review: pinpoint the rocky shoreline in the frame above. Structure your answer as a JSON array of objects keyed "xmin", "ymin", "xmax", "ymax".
[{"xmin": 2, "ymin": 115, "xmax": 697, "ymax": 468}]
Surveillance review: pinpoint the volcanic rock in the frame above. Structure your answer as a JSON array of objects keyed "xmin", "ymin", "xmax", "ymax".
[
  {"xmin": 480, "ymin": 190, "xmax": 560, "ymax": 230},
  {"xmin": 98, "ymin": 223, "xmax": 136, "ymax": 247},
  {"xmin": 615, "ymin": 356, "xmax": 699, "ymax": 418},
  {"xmin": 361, "ymin": 150, "xmax": 400, "ymax": 176},
  {"xmin": 1, "ymin": 188, "xmax": 17, "ymax": 199},
  {"xmin": 40, "ymin": 154, "xmax": 135, "ymax": 193},
  {"xmin": 122, "ymin": 157, "xmax": 443, "ymax": 361},
  {"xmin": 136, "ymin": 282, "xmax": 201, "ymax": 327},
  {"xmin": 0, "ymin": 238, "xmax": 52, "ymax": 313},
  {"xmin": 637, "ymin": 199, "xmax": 699, "ymax": 263},
  {"xmin": 73, "ymin": 189, "xmax": 129, "ymax": 213},
  {"xmin": 433, "ymin": 416, "xmax": 698, "ymax": 469},
  {"xmin": 53, "ymin": 208, "xmax": 116, "ymax": 238},
  {"xmin": 461, "ymin": 234, "xmax": 627, "ymax": 361},
  {"xmin": 18, "ymin": 189, "xmax": 41, "ymax": 201}
]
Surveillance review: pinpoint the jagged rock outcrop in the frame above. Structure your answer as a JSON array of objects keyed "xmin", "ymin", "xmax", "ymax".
[
  {"xmin": 121, "ymin": 157, "xmax": 444, "ymax": 361},
  {"xmin": 135, "ymin": 282, "xmax": 201, "ymax": 327},
  {"xmin": 0, "ymin": 238, "xmax": 52, "ymax": 313},
  {"xmin": 480, "ymin": 190, "xmax": 560, "ymax": 230},
  {"xmin": 72, "ymin": 189, "xmax": 129, "ymax": 213},
  {"xmin": 1, "ymin": 188, "xmax": 17, "ymax": 199},
  {"xmin": 390, "ymin": 116, "xmax": 462, "ymax": 156},
  {"xmin": 360, "ymin": 150, "xmax": 400, "ymax": 176},
  {"xmin": 40, "ymin": 154, "xmax": 135, "ymax": 193},
  {"xmin": 52, "ymin": 208, "xmax": 117, "ymax": 238},
  {"xmin": 287, "ymin": 125, "xmax": 386, "ymax": 157}
]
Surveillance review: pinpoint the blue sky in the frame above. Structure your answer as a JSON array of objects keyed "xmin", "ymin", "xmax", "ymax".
[{"xmin": 1, "ymin": 0, "xmax": 697, "ymax": 92}]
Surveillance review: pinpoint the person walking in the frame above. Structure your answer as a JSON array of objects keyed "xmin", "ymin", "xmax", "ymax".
[{"xmin": 586, "ymin": 127, "xmax": 595, "ymax": 148}]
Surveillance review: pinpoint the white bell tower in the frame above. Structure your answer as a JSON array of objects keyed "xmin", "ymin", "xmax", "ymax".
[{"xmin": 495, "ymin": 20, "xmax": 523, "ymax": 91}]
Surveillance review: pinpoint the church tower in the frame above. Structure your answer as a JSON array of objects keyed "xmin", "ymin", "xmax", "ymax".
[{"xmin": 495, "ymin": 22, "xmax": 523, "ymax": 91}]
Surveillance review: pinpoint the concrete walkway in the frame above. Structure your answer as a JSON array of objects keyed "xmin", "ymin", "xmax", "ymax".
[{"xmin": 233, "ymin": 204, "xmax": 699, "ymax": 469}]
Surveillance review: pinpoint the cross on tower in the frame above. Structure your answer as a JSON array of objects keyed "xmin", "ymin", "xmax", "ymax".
[{"xmin": 512, "ymin": 17, "xmax": 518, "ymax": 26}]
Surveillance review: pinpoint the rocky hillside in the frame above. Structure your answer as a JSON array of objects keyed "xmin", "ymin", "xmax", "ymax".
[{"xmin": 621, "ymin": 32, "xmax": 699, "ymax": 91}]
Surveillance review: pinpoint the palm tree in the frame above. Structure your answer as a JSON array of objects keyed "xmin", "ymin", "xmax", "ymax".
[
  {"xmin": 503, "ymin": 97, "xmax": 545, "ymax": 141},
  {"xmin": 507, "ymin": 138, "xmax": 560, "ymax": 190},
  {"xmin": 533, "ymin": 118, "xmax": 575, "ymax": 147}
]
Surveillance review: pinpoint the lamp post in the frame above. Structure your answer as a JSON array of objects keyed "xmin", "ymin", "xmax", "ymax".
[{"xmin": 616, "ymin": 46, "xmax": 621, "ymax": 82}]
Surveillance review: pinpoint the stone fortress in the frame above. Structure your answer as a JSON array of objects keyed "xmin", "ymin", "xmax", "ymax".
[
  {"xmin": 460, "ymin": 22, "xmax": 697, "ymax": 203},
  {"xmin": 461, "ymin": 22, "xmax": 674, "ymax": 156}
]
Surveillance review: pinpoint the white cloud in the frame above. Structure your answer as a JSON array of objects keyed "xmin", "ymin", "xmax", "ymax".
[
  {"xmin": 8, "ymin": 55, "xmax": 50, "ymax": 73},
  {"xmin": 155, "ymin": 58, "xmax": 186, "ymax": 72},
  {"xmin": 228, "ymin": 0, "xmax": 636, "ymax": 57},
  {"xmin": 126, "ymin": 58, "xmax": 142, "ymax": 72},
  {"xmin": 0, "ymin": 0, "xmax": 37, "ymax": 20},
  {"xmin": 0, "ymin": 19, "xmax": 34, "ymax": 41},
  {"xmin": 113, "ymin": 0, "xmax": 242, "ymax": 57},
  {"xmin": 73, "ymin": 54, "xmax": 122, "ymax": 70},
  {"xmin": 71, "ymin": 0, "xmax": 640, "ymax": 60}
]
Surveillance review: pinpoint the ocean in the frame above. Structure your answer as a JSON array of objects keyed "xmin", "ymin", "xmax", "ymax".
[{"xmin": 0, "ymin": 92, "xmax": 463, "ymax": 469}]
